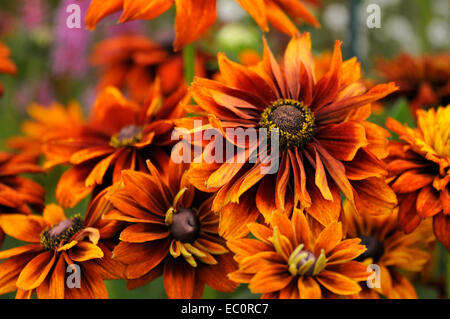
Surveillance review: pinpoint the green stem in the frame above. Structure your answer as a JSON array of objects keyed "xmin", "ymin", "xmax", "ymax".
[{"xmin": 183, "ymin": 42, "xmax": 196, "ymax": 85}]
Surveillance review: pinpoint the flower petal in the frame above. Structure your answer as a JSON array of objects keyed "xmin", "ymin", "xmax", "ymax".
[
  {"xmin": 164, "ymin": 257, "xmax": 196, "ymax": 299},
  {"xmin": 173, "ymin": 0, "xmax": 217, "ymax": 51},
  {"xmin": 316, "ymin": 270, "xmax": 361, "ymax": 295},
  {"xmin": 69, "ymin": 242, "xmax": 104, "ymax": 262},
  {"xmin": 16, "ymin": 251, "xmax": 56, "ymax": 290}
]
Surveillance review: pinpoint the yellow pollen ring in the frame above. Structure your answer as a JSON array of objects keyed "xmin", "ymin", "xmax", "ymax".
[{"xmin": 259, "ymin": 98, "xmax": 315, "ymax": 149}]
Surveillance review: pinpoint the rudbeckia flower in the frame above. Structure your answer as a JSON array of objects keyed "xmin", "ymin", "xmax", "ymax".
[
  {"xmin": 42, "ymin": 81, "xmax": 188, "ymax": 208},
  {"xmin": 377, "ymin": 53, "xmax": 450, "ymax": 115},
  {"xmin": 7, "ymin": 101, "xmax": 84, "ymax": 157},
  {"xmin": 91, "ymin": 34, "xmax": 210, "ymax": 102},
  {"xmin": 105, "ymin": 159, "xmax": 238, "ymax": 298},
  {"xmin": 227, "ymin": 208, "xmax": 370, "ymax": 298},
  {"xmin": 0, "ymin": 203, "xmax": 123, "ymax": 298},
  {"xmin": 0, "ymin": 42, "xmax": 16, "ymax": 97},
  {"xmin": 179, "ymin": 34, "xmax": 398, "ymax": 239},
  {"xmin": 0, "ymin": 152, "xmax": 44, "ymax": 247},
  {"xmin": 342, "ymin": 200, "xmax": 435, "ymax": 299},
  {"xmin": 314, "ymin": 51, "xmax": 384, "ymax": 114},
  {"xmin": 386, "ymin": 105, "xmax": 450, "ymax": 250},
  {"xmin": 85, "ymin": 0, "xmax": 320, "ymax": 50}
]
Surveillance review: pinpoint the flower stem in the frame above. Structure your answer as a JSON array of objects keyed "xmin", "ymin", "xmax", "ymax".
[{"xmin": 183, "ymin": 42, "xmax": 196, "ymax": 85}]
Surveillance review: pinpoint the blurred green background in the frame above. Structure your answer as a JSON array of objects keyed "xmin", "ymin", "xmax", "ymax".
[{"xmin": 0, "ymin": 0, "xmax": 448, "ymax": 299}]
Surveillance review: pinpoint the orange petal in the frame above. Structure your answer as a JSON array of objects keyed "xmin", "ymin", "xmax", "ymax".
[
  {"xmin": 219, "ymin": 192, "xmax": 260, "ymax": 240},
  {"xmin": 291, "ymin": 208, "xmax": 311, "ymax": 249},
  {"xmin": 126, "ymin": 264, "xmax": 163, "ymax": 290},
  {"xmin": 217, "ymin": 52, "xmax": 276, "ymax": 103},
  {"xmin": 236, "ymin": 0, "xmax": 268, "ymax": 31},
  {"xmin": 197, "ymin": 253, "xmax": 238, "ymax": 293},
  {"xmin": 164, "ymin": 257, "xmax": 196, "ymax": 299},
  {"xmin": 289, "ymin": 148, "xmax": 311, "ymax": 207},
  {"xmin": 316, "ymin": 121, "xmax": 368, "ymax": 161},
  {"xmin": 416, "ymin": 185, "xmax": 442, "ymax": 218},
  {"xmin": 433, "ymin": 214, "xmax": 450, "ymax": 251},
  {"xmin": 247, "ymin": 222, "xmax": 272, "ymax": 245},
  {"xmin": 314, "ymin": 222, "xmax": 342, "ymax": 255},
  {"xmin": 0, "ymin": 254, "xmax": 33, "ymax": 295},
  {"xmin": 312, "ymin": 40, "xmax": 342, "ymax": 112},
  {"xmin": 125, "ymin": 239, "xmax": 169, "ymax": 279},
  {"xmin": 256, "ymin": 175, "xmax": 277, "ymax": 222},
  {"xmin": 120, "ymin": 0, "xmax": 173, "ymax": 23},
  {"xmin": 56, "ymin": 165, "xmax": 94, "ymax": 208},
  {"xmin": 398, "ymin": 192, "xmax": 422, "ymax": 233},
  {"xmin": 298, "ymin": 276, "xmax": 322, "ymax": 299},
  {"xmin": 391, "ymin": 169, "xmax": 434, "ymax": 194},
  {"xmin": 85, "ymin": 0, "xmax": 123, "ymax": 30},
  {"xmin": 316, "ymin": 270, "xmax": 361, "ymax": 295},
  {"xmin": 312, "ymin": 146, "xmax": 333, "ymax": 201},
  {"xmin": 278, "ymin": 0, "xmax": 320, "ymax": 27},
  {"xmin": 0, "ymin": 214, "xmax": 46, "ymax": 243},
  {"xmin": 69, "ymin": 241, "xmax": 104, "ymax": 262},
  {"xmin": 113, "ymin": 239, "xmax": 169, "ymax": 266},
  {"xmin": 305, "ymin": 181, "xmax": 341, "ymax": 227},
  {"xmin": 0, "ymin": 244, "xmax": 42, "ymax": 260},
  {"xmin": 85, "ymin": 152, "xmax": 118, "ymax": 187},
  {"xmin": 326, "ymin": 239, "xmax": 366, "ymax": 265},
  {"xmin": 173, "ymin": 0, "xmax": 217, "ymax": 51},
  {"xmin": 120, "ymin": 223, "xmax": 170, "ymax": 243},
  {"xmin": 249, "ymin": 265, "xmax": 293, "ymax": 294},
  {"xmin": 317, "ymin": 82, "xmax": 398, "ymax": 123},
  {"xmin": 265, "ymin": 1, "xmax": 299, "ymax": 36},
  {"xmin": 315, "ymin": 143, "xmax": 356, "ymax": 208},
  {"xmin": 327, "ymin": 261, "xmax": 371, "ymax": 281},
  {"xmin": 43, "ymin": 204, "xmax": 66, "ymax": 226},
  {"xmin": 353, "ymin": 177, "xmax": 398, "ymax": 216},
  {"xmin": 271, "ymin": 212, "xmax": 295, "ymax": 245},
  {"xmin": 121, "ymin": 170, "xmax": 168, "ymax": 216},
  {"xmin": 16, "ymin": 251, "xmax": 56, "ymax": 290},
  {"xmin": 37, "ymin": 255, "xmax": 65, "ymax": 299}
]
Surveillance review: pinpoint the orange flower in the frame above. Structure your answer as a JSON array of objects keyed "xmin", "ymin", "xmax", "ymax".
[
  {"xmin": 91, "ymin": 34, "xmax": 210, "ymax": 102},
  {"xmin": 227, "ymin": 208, "xmax": 370, "ymax": 298},
  {"xmin": 342, "ymin": 200, "xmax": 435, "ymax": 299},
  {"xmin": 314, "ymin": 51, "xmax": 384, "ymax": 114},
  {"xmin": 105, "ymin": 159, "xmax": 238, "ymax": 298},
  {"xmin": 179, "ymin": 34, "xmax": 398, "ymax": 239},
  {"xmin": 42, "ymin": 81, "xmax": 188, "ymax": 208},
  {"xmin": 7, "ymin": 101, "xmax": 84, "ymax": 156},
  {"xmin": 0, "ymin": 42, "xmax": 16, "ymax": 97},
  {"xmin": 85, "ymin": 0, "xmax": 320, "ymax": 50},
  {"xmin": 0, "ymin": 152, "xmax": 44, "ymax": 247},
  {"xmin": 0, "ymin": 203, "xmax": 123, "ymax": 298},
  {"xmin": 377, "ymin": 53, "xmax": 450, "ymax": 115},
  {"xmin": 386, "ymin": 105, "xmax": 450, "ymax": 250}
]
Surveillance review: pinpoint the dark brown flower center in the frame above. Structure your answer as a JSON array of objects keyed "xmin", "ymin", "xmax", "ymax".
[
  {"xmin": 110, "ymin": 124, "xmax": 143, "ymax": 148},
  {"xmin": 259, "ymin": 99, "xmax": 315, "ymax": 149},
  {"xmin": 169, "ymin": 208, "xmax": 200, "ymax": 243},
  {"xmin": 272, "ymin": 105, "xmax": 305, "ymax": 133},
  {"xmin": 356, "ymin": 235, "xmax": 384, "ymax": 262},
  {"xmin": 40, "ymin": 215, "xmax": 84, "ymax": 250}
]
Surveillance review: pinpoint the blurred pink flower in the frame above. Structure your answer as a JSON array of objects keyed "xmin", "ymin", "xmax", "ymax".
[
  {"xmin": 52, "ymin": 0, "xmax": 91, "ymax": 77},
  {"xmin": 21, "ymin": 0, "xmax": 47, "ymax": 30}
]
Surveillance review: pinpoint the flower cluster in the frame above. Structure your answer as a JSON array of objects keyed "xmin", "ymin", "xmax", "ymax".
[{"xmin": 0, "ymin": 2, "xmax": 447, "ymax": 300}]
